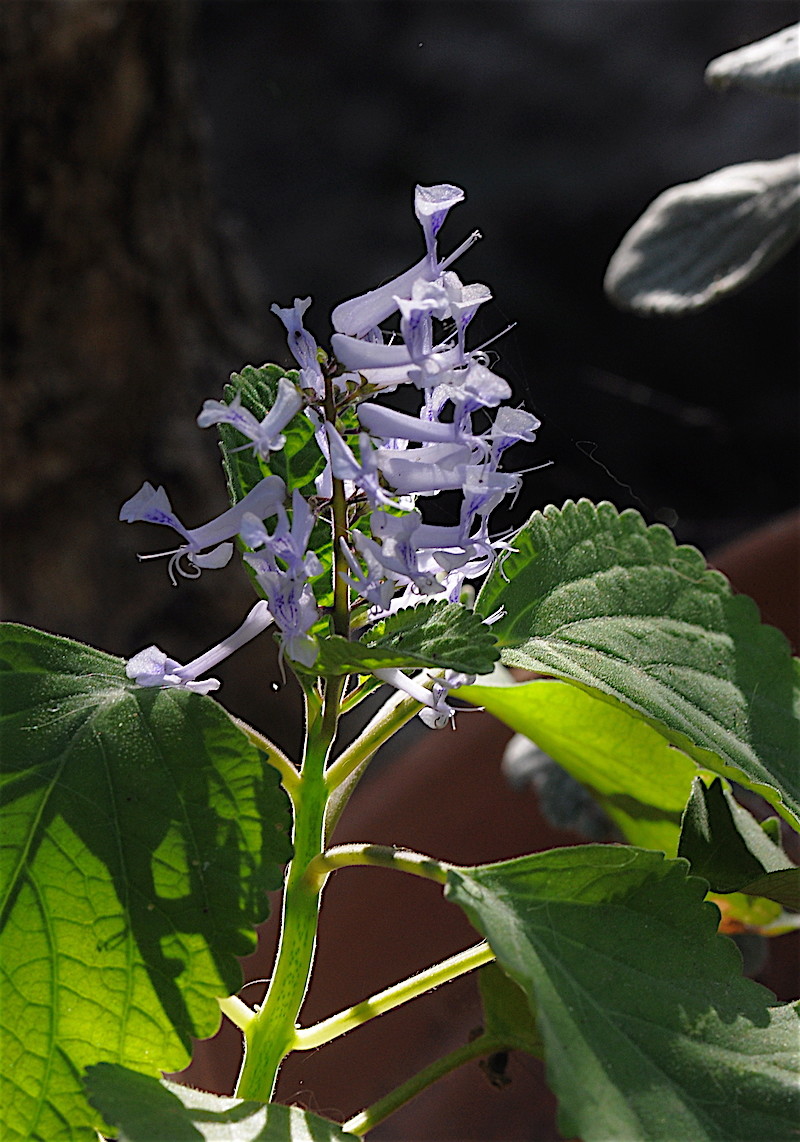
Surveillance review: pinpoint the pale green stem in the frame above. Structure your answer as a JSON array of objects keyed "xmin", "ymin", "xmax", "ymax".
[
  {"xmin": 234, "ymin": 680, "xmax": 343, "ymax": 1101},
  {"xmin": 217, "ymin": 994, "xmax": 254, "ymax": 1032},
  {"xmin": 230, "ymin": 714, "xmax": 299, "ymax": 800},
  {"xmin": 342, "ymin": 1032, "xmax": 500, "ymax": 1137},
  {"xmin": 304, "ymin": 843, "xmax": 451, "ymax": 894},
  {"xmin": 323, "ymin": 688, "xmax": 423, "ymax": 843},
  {"xmin": 293, "ymin": 941, "xmax": 494, "ymax": 1051}
]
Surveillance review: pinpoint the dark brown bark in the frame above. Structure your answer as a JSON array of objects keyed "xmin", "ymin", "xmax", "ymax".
[{"xmin": 1, "ymin": 0, "xmax": 300, "ymax": 738}]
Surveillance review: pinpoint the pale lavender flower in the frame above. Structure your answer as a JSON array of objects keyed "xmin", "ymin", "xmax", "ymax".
[
  {"xmin": 371, "ymin": 665, "xmax": 460, "ymax": 729},
  {"xmin": 340, "ymin": 533, "xmax": 395, "ymax": 613},
  {"xmin": 197, "ymin": 379, "xmax": 303, "ymax": 460},
  {"xmin": 374, "ymin": 442, "xmax": 473, "ymax": 495},
  {"xmin": 414, "ymin": 183, "xmax": 466, "ymax": 272},
  {"xmin": 126, "ymin": 601, "xmax": 273, "ymax": 694},
  {"xmin": 324, "ymin": 425, "xmax": 400, "ymax": 508},
  {"xmin": 120, "ymin": 476, "xmax": 286, "ymax": 584}
]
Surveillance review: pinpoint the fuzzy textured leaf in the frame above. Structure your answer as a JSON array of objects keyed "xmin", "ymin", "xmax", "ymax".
[
  {"xmin": 678, "ymin": 777, "xmax": 795, "ymax": 900},
  {"xmin": 0, "ymin": 624, "xmax": 293, "ymax": 1141},
  {"xmin": 314, "ymin": 601, "xmax": 499, "ymax": 676},
  {"xmin": 446, "ymin": 846, "xmax": 800, "ymax": 1141},
  {"xmin": 84, "ymin": 1063, "xmax": 356, "ymax": 1141},
  {"xmin": 476, "ymin": 501, "xmax": 800, "ymax": 826},
  {"xmin": 604, "ymin": 155, "xmax": 800, "ymax": 313}
]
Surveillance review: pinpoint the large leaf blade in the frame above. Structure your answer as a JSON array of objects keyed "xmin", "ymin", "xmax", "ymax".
[
  {"xmin": 460, "ymin": 677, "xmax": 704, "ymax": 852},
  {"xmin": 446, "ymin": 846, "xmax": 800, "ymax": 1141},
  {"xmin": 83, "ymin": 1063, "xmax": 357, "ymax": 1141},
  {"xmin": 476, "ymin": 500, "xmax": 800, "ymax": 825},
  {"xmin": 0, "ymin": 624, "xmax": 293, "ymax": 1141}
]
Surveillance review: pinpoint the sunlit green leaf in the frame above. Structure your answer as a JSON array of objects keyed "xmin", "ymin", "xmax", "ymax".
[
  {"xmin": 461, "ymin": 677, "xmax": 705, "ymax": 853},
  {"xmin": 0, "ymin": 624, "xmax": 292, "ymax": 1141},
  {"xmin": 476, "ymin": 500, "xmax": 800, "ymax": 827}
]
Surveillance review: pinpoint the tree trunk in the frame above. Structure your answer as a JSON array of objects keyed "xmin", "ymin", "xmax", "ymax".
[{"xmin": 1, "ymin": 0, "xmax": 300, "ymax": 741}]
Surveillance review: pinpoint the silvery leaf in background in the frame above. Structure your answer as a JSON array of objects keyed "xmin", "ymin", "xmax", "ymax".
[
  {"xmin": 604, "ymin": 154, "xmax": 800, "ymax": 314},
  {"xmin": 706, "ymin": 22, "xmax": 800, "ymax": 98}
]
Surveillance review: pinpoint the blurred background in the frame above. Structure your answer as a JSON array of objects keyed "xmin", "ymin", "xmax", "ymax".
[{"xmin": 3, "ymin": 2, "xmax": 798, "ymax": 1135}]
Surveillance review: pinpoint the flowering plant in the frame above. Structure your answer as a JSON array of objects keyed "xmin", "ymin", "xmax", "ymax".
[{"xmin": 1, "ymin": 183, "xmax": 798, "ymax": 1142}]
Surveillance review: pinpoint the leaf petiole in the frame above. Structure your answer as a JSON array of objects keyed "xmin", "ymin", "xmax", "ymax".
[{"xmin": 293, "ymin": 941, "xmax": 494, "ymax": 1051}]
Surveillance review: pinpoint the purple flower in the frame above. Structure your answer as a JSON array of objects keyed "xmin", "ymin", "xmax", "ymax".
[
  {"xmin": 126, "ymin": 601, "xmax": 273, "ymax": 694},
  {"xmin": 120, "ymin": 476, "xmax": 286, "ymax": 584}
]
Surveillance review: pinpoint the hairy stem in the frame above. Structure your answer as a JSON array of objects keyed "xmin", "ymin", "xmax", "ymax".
[
  {"xmin": 342, "ymin": 1032, "xmax": 500, "ymax": 1137},
  {"xmin": 230, "ymin": 714, "xmax": 299, "ymax": 799},
  {"xmin": 304, "ymin": 843, "xmax": 451, "ymax": 894},
  {"xmin": 234, "ymin": 679, "xmax": 343, "ymax": 1101},
  {"xmin": 294, "ymin": 941, "xmax": 494, "ymax": 1051}
]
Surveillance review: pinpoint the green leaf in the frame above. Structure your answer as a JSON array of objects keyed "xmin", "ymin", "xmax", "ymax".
[
  {"xmin": 678, "ymin": 777, "xmax": 796, "ymax": 904},
  {"xmin": 219, "ymin": 364, "xmax": 325, "ymax": 501},
  {"xmin": 706, "ymin": 24, "xmax": 800, "ymax": 98},
  {"xmin": 460, "ymin": 677, "xmax": 705, "ymax": 853},
  {"xmin": 476, "ymin": 500, "xmax": 800, "ymax": 826},
  {"xmin": 740, "ymin": 870, "xmax": 800, "ymax": 913},
  {"xmin": 83, "ymin": 1063, "xmax": 357, "ymax": 1141},
  {"xmin": 312, "ymin": 601, "xmax": 500, "ymax": 677},
  {"xmin": 445, "ymin": 845, "xmax": 800, "ymax": 1141},
  {"xmin": 604, "ymin": 156, "xmax": 800, "ymax": 313},
  {"xmin": 0, "ymin": 624, "xmax": 293, "ymax": 1142},
  {"xmin": 477, "ymin": 963, "xmax": 544, "ymax": 1058}
]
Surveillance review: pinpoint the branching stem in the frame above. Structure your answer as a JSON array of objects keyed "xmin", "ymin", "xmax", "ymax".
[
  {"xmin": 294, "ymin": 941, "xmax": 494, "ymax": 1051},
  {"xmin": 342, "ymin": 1031, "xmax": 501, "ymax": 1137}
]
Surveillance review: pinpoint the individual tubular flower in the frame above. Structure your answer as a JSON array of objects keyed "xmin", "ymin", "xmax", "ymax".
[
  {"xmin": 270, "ymin": 297, "xmax": 325, "ymax": 395},
  {"xmin": 371, "ymin": 665, "xmax": 475, "ymax": 729},
  {"xmin": 126, "ymin": 600, "xmax": 273, "ymax": 694},
  {"xmin": 330, "ymin": 182, "xmax": 478, "ymax": 338},
  {"xmin": 414, "ymin": 183, "xmax": 466, "ymax": 272},
  {"xmin": 197, "ymin": 379, "xmax": 303, "ymax": 460},
  {"xmin": 241, "ymin": 491, "xmax": 323, "ymax": 668},
  {"xmin": 324, "ymin": 425, "xmax": 401, "ymax": 508},
  {"xmin": 339, "ymin": 533, "xmax": 395, "ymax": 613},
  {"xmin": 120, "ymin": 475, "xmax": 286, "ymax": 584}
]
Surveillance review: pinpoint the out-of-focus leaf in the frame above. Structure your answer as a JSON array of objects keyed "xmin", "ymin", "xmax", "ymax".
[
  {"xmin": 604, "ymin": 155, "xmax": 800, "ymax": 313},
  {"xmin": 706, "ymin": 23, "xmax": 800, "ymax": 98}
]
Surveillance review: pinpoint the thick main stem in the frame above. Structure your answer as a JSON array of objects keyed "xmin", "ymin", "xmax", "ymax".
[{"xmin": 234, "ymin": 680, "xmax": 343, "ymax": 1101}]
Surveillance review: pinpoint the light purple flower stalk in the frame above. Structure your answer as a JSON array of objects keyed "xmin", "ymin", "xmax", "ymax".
[{"xmin": 126, "ymin": 600, "xmax": 273, "ymax": 694}]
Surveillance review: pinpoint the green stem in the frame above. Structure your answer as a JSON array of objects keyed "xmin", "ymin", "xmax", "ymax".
[
  {"xmin": 294, "ymin": 941, "xmax": 494, "ymax": 1051},
  {"xmin": 304, "ymin": 843, "xmax": 450, "ymax": 894},
  {"xmin": 234, "ymin": 679, "xmax": 343, "ymax": 1101},
  {"xmin": 342, "ymin": 1032, "xmax": 500, "ymax": 1137},
  {"xmin": 324, "ymin": 688, "xmax": 422, "ymax": 841},
  {"xmin": 230, "ymin": 715, "xmax": 299, "ymax": 800}
]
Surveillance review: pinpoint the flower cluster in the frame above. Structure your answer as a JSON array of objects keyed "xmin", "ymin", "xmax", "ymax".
[{"xmin": 121, "ymin": 184, "xmax": 539, "ymax": 725}]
